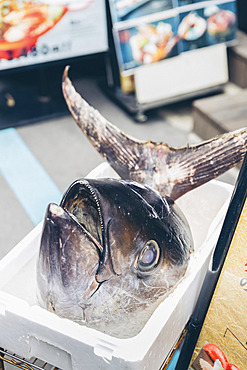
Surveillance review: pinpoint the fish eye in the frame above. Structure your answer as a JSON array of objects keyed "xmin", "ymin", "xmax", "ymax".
[{"xmin": 136, "ymin": 240, "xmax": 160, "ymax": 274}]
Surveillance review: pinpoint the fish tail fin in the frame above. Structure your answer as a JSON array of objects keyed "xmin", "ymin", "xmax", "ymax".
[
  {"xmin": 62, "ymin": 66, "xmax": 143, "ymax": 179},
  {"xmin": 168, "ymin": 128, "xmax": 247, "ymax": 199},
  {"xmin": 62, "ymin": 66, "xmax": 247, "ymax": 200}
]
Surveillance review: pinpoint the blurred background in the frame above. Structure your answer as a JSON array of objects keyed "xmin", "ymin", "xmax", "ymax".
[{"xmin": 0, "ymin": 0, "xmax": 246, "ymax": 259}]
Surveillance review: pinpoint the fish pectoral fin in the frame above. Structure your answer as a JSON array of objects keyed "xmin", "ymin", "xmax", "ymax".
[{"xmin": 167, "ymin": 128, "xmax": 247, "ymax": 200}]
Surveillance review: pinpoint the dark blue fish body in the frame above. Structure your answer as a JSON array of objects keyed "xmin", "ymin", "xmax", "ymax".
[{"xmin": 37, "ymin": 178, "xmax": 193, "ymax": 337}]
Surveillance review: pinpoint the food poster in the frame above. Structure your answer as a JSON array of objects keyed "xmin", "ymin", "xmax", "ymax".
[
  {"xmin": 0, "ymin": 0, "xmax": 108, "ymax": 70},
  {"xmin": 177, "ymin": 0, "xmax": 200, "ymax": 6},
  {"xmin": 114, "ymin": 11, "xmax": 180, "ymax": 72},
  {"xmin": 109, "ymin": 0, "xmax": 175, "ymax": 24},
  {"xmin": 176, "ymin": 0, "xmax": 216, "ymax": 6},
  {"xmin": 190, "ymin": 198, "xmax": 247, "ymax": 370},
  {"xmin": 178, "ymin": 1, "xmax": 237, "ymax": 52}
]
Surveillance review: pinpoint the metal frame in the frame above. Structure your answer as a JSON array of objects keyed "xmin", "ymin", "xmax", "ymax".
[{"xmin": 0, "ymin": 349, "xmax": 59, "ymax": 370}]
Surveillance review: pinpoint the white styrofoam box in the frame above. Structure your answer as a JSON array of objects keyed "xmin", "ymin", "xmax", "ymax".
[
  {"xmin": 134, "ymin": 44, "xmax": 228, "ymax": 104},
  {"xmin": 0, "ymin": 163, "xmax": 233, "ymax": 370}
]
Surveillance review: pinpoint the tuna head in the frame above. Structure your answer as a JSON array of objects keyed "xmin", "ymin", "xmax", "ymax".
[{"xmin": 37, "ymin": 178, "xmax": 193, "ymax": 336}]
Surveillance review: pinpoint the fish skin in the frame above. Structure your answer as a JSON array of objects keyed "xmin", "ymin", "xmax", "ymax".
[
  {"xmin": 37, "ymin": 203, "xmax": 100, "ymax": 321},
  {"xmin": 37, "ymin": 178, "xmax": 193, "ymax": 337},
  {"xmin": 62, "ymin": 66, "xmax": 247, "ymax": 200}
]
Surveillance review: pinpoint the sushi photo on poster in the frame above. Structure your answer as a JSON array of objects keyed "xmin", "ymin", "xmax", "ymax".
[
  {"xmin": 114, "ymin": 11, "xmax": 180, "ymax": 72},
  {"xmin": 190, "ymin": 197, "xmax": 247, "ymax": 370},
  {"xmin": 0, "ymin": 0, "xmax": 108, "ymax": 71},
  {"xmin": 178, "ymin": 0, "xmax": 237, "ymax": 52},
  {"xmin": 111, "ymin": 0, "xmax": 237, "ymax": 73}
]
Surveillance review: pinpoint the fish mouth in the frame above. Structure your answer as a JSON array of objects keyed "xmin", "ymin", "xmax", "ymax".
[
  {"xmin": 61, "ymin": 179, "xmax": 123, "ymax": 285},
  {"xmin": 37, "ymin": 200, "xmax": 103, "ymax": 308},
  {"xmin": 60, "ymin": 179, "xmax": 105, "ymax": 258}
]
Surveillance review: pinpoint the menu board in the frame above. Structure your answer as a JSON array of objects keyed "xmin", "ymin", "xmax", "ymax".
[
  {"xmin": 110, "ymin": 0, "xmax": 174, "ymax": 23},
  {"xmin": 0, "ymin": 0, "xmax": 108, "ymax": 71},
  {"xmin": 109, "ymin": 0, "xmax": 237, "ymax": 74},
  {"xmin": 177, "ymin": 0, "xmax": 213, "ymax": 5},
  {"xmin": 114, "ymin": 10, "xmax": 180, "ymax": 71},
  {"xmin": 190, "ymin": 198, "xmax": 247, "ymax": 369},
  {"xmin": 178, "ymin": 1, "xmax": 237, "ymax": 53}
]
